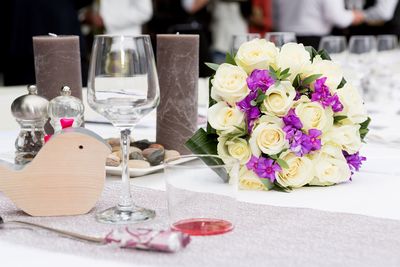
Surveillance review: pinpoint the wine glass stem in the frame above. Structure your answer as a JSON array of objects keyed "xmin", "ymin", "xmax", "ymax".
[{"xmin": 118, "ymin": 128, "xmax": 133, "ymax": 210}]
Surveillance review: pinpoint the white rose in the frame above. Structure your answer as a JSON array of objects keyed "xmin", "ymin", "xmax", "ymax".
[
  {"xmin": 249, "ymin": 122, "xmax": 288, "ymax": 156},
  {"xmin": 305, "ymin": 59, "xmax": 344, "ymax": 91},
  {"xmin": 208, "ymin": 102, "xmax": 245, "ymax": 135},
  {"xmin": 276, "ymin": 43, "xmax": 311, "ymax": 81},
  {"xmin": 211, "ymin": 63, "xmax": 249, "ymax": 105},
  {"xmin": 239, "ymin": 167, "xmax": 272, "ymax": 190},
  {"xmin": 276, "ymin": 152, "xmax": 314, "ymax": 188},
  {"xmin": 262, "ymin": 81, "xmax": 296, "ymax": 117},
  {"xmin": 295, "ymin": 99, "xmax": 333, "ymax": 132},
  {"xmin": 217, "ymin": 137, "xmax": 251, "ymax": 164},
  {"xmin": 336, "ymin": 83, "xmax": 368, "ymax": 124},
  {"xmin": 310, "ymin": 144, "xmax": 351, "ymax": 186},
  {"xmin": 235, "ymin": 39, "xmax": 278, "ymax": 74},
  {"xmin": 323, "ymin": 124, "xmax": 362, "ymax": 154}
]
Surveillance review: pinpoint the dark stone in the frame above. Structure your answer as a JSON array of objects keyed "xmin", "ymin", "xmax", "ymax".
[
  {"xmin": 131, "ymin": 139, "xmax": 153, "ymax": 150},
  {"xmin": 143, "ymin": 148, "xmax": 165, "ymax": 166}
]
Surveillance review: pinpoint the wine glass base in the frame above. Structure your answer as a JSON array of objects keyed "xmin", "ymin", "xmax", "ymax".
[
  {"xmin": 172, "ymin": 218, "xmax": 233, "ymax": 236},
  {"xmin": 96, "ymin": 205, "xmax": 156, "ymax": 224}
]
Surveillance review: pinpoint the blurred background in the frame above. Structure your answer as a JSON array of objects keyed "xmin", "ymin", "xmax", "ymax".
[{"xmin": 0, "ymin": 0, "xmax": 399, "ymax": 88}]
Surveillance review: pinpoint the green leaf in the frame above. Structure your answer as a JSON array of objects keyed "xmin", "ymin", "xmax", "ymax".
[
  {"xmin": 359, "ymin": 117, "xmax": 371, "ymax": 141},
  {"xmin": 205, "ymin": 62, "xmax": 220, "ymax": 71},
  {"xmin": 269, "ymin": 66, "xmax": 278, "ymax": 80},
  {"xmin": 255, "ymin": 93, "xmax": 267, "ymax": 104},
  {"xmin": 318, "ymin": 49, "xmax": 332, "ymax": 60},
  {"xmin": 275, "ymin": 158, "xmax": 289, "ymax": 169},
  {"xmin": 281, "ymin": 68, "xmax": 290, "ymax": 76},
  {"xmin": 305, "ymin": 46, "xmax": 318, "ymax": 59},
  {"xmin": 260, "ymin": 178, "xmax": 274, "ymax": 190},
  {"xmin": 185, "ymin": 128, "xmax": 229, "ymax": 182},
  {"xmin": 225, "ymin": 53, "xmax": 236, "ymax": 65},
  {"xmin": 273, "ymin": 181, "xmax": 292, "ymax": 193},
  {"xmin": 334, "ymin": 115, "xmax": 347, "ymax": 123},
  {"xmin": 337, "ymin": 77, "xmax": 347, "ymax": 89},
  {"xmin": 185, "ymin": 128, "xmax": 218, "ymax": 155},
  {"xmin": 302, "ymin": 74, "xmax": 322, "ymax": 85},
  {"xmin": 293, "ymin": 74, "xmax": 301, "ymax": 88}
]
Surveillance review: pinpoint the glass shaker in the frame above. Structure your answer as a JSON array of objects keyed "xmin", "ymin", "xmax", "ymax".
[
  {"xmin": 48, "ymin": 86, "xmax": 85, "ymax": 132},
  {"xmin": 11, "ymin": 85, "xmax": 49, "ymax": 165}
]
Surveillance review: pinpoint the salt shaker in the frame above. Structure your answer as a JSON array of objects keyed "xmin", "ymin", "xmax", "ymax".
[
  {"xmin": 11, "ymin": 85, "xmax": 49, "ymax": 165},
  {"xmin": 48, "ymin": 86, "xmax": 85, "ymax": 132}
]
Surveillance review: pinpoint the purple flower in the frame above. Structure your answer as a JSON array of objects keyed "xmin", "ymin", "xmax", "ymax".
[
  {"xmin": 237, "ymin": 91, "xmax": 261, "ymax": 133},
  {"xmin": 330, "ymin": 94, "xmax": 344, "ymax": 112},
  {"xmin": 246, "ymin": 155, "xmax": 259, "ymax": 171},
  {"xmin": 283, "ymin": 109, "xmax": 303, "ymax": 130},
  {"xmin": 343, "ymin": 151, "xmax": 366, "ymax": 172},
  {"xmin": 311, "ymin": 77, "xmax": 344, "ymax": 112},
  {"xmin": 308, "ymin": 129, "xmax": 322, "ymax": 152},
  {"xmin": 282, "ymin": 110, "xmax": 322, "ymax": 156},
  {"xmin": 247, "ymin": 69, "xmax": 274, "ymax": 92},
  {"xmin": 255, "ymin": 157, "xmax": 281, "ymax": 182}
]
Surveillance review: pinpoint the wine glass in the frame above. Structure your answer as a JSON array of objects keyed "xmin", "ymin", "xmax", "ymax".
[
  {"xmin": 87, "ymin": 35, "xmax": 160, "ymax": 224},
  {"xmin": 265, "ymin": 32, "xmax": 297, "ymax": 47},
  {"xmin": 230, "ymin": 33, "xmax": 260, "ymax": 55},
  {"xmin": 347, "ymin": 35, "xmax": 377, "ymax": 100},
  {"xmin": 319, "ymin": 36, "xmax": 347, "ymax": 54},
  {"xmin": 164, "ymin": 155, "xmax": 239, "ymax": 236},
  {"xmin": 319, "ymin": 36, "xmax": 347, "ymax": 65},
  {"xmin": 377, "ymin": 34, "xmax": 398, "ymax": 51}
]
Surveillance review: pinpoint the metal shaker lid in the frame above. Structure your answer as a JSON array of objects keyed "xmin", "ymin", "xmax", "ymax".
[{"xmin": 11, "ymin": 85, "xmax": 49, "ymax": 121}]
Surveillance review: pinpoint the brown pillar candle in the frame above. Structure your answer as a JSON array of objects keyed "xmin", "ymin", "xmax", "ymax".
[
  {"xmin": 156, "ymin": 34, "xmax": 199, "ymax": 154},
  {"xmin": 33, "ymin": 35, "xmax": 82, "ymax": 101}
]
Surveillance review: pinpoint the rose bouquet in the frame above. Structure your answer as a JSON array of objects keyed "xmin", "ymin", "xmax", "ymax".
[{"xmin": 186, "ymin": 39, "xmax": 370, "ymax": 191}]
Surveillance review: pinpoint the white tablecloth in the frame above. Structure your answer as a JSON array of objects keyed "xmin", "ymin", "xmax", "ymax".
[{"xmin": 0, "ymin": 85, "xmax": 399, "ymax": 266}]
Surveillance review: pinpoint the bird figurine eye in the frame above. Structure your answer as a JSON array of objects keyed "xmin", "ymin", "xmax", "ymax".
[{"xmin": 79, "ymin": 145, "xmax": 84, "ymax": 150}]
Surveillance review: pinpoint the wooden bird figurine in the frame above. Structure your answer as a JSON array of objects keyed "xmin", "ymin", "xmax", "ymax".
[{"xmin": 0, "ymin": 128, "xmax": 111, "ymax": 216}]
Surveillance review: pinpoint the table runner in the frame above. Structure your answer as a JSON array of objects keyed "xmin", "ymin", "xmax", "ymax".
[{"xmin": 1, "ymin": 180, "xmax": 400, "ymax": 267}]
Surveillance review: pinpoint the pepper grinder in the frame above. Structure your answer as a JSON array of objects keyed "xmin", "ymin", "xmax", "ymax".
[
  {"xmin": 48, "ymin": 86, "xmax": 85, "ymax": 132},
  {"xmin": 11, "ymin": 85, "xmax": 49, "ymax": 165}
]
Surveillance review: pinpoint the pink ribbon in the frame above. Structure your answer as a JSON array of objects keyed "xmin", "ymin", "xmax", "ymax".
[{"xmin": 44, "ymin": 118, "xmax": 74, "ymax": 143}]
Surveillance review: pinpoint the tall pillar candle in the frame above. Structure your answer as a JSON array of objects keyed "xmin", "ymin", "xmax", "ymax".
[
  {"xmin": 156, "ymin": 34, "xmax": 199, "ymax": 154},
  {"xmin": 33, "ymin": 35, "xmax": 82, "ymax": 101}
]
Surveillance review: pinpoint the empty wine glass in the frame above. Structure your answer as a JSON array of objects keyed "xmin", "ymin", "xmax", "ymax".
[
  {"xmin": 319, "ymin": 36, "xmax": 347, "ymax": 65},
  {"xmin": 319, "ymin": 36, "xmax": 347, "ymax": 54},
  {"xmin": 377, "ymin": 35, "xmax": 398, "ymax": 51},
  {"xmin": 87, "ymin": 35, "xmax": 160, "ymax": 224},
  {"xmin": 265, "ymin": 32, "xmax": 297, "ymax": 47},
  {"xmin": 230, "ymin": 33, "xmax": 260, "ymax": 55},
  {"xmin": 348, "ymin": 35, "xmax": 377, "ymax": 102},
  {"xmin": 348, "ymin": 35, "xmax": 377, "ymax": 54}
]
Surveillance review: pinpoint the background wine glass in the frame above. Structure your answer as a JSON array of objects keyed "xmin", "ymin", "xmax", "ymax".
[
  {"xmin": 377, "ymin": 34, "xmax": 398, "ymax": 51},
  {"xmin": 230, "ymin": 33, "xmax": 260, "ymax": 55},
  {"xmin": 347, "ymin": 35, "xmax": 377, "ymax": 102},
  {"xmin": 265, "ymin": 32, "xmax": 297, "ymax": 47},
  {"xmin": 319, "ymin": 36, "xmax": 347, "ymax": 66},
  {"xmin": 87, "ymin": 35, "xmax": 160, "ymax": 224}
]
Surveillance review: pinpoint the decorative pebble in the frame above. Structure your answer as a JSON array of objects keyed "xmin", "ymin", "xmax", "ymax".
[
  {"xmin": 106, "ymin": 154, "xmax": 120, "ymax": 167},
  {"xmin": 111, "ymin": 146, "xmax": 120, "ymax": 153},
  {"xmin": 131, "ymin": 139, "xmax": 152, "ymax": 150},
  {"xmin": 128, "ymin": 160, "xmax": 150, "ymax": 169},
  {"xmin": 149, "ymin": 143, "xmax": 164, "ymax": 150},
  {"xmin": 143, "ymin": 148, "xmax": 165, "ymax": 166},
  {"xmin": 129, "ymin": 151, "xmax": 144, "ymax": 160},
  {"xmin": 164, "ymin": 150, "xmax": 181, "ymax": 161},
  {"xmin": 117, "ymin": 147, "xmax": 142, "ymax": 159},
  {"xmin": 106, "ymin": 138, "xmax": 120, "ymax": 147}
]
